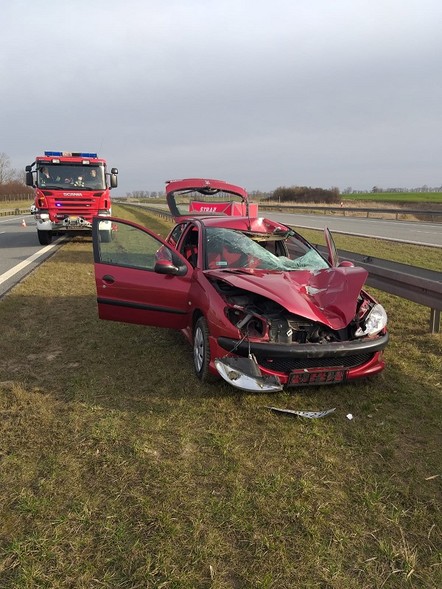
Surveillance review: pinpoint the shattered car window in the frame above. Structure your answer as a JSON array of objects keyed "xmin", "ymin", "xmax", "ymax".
[{"xmin": 205, "ymin": 228, "xmax": 329, "ymax": 271}]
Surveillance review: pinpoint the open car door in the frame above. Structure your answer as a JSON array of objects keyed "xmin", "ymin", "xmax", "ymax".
[{"xmin": 92, "ymin": 217, "xmax": 192, "ymax": 329}]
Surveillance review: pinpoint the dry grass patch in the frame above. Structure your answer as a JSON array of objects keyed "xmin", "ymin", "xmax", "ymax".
[{"xmin": 0, "ymin": 207, "xmax": 440, "ymax": 588}]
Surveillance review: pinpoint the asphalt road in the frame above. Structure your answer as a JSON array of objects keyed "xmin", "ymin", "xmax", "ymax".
[
  {"xmin": 1, "ymin": 210, "xmax": 441, "ymax": 298},
  {"xmin": 0, "ymin": 214, "xmax": 63, "ymax": 298},
  {"xmin": 268, "ymin": 211, "xmax": 442, "ymax": 248},
  {"xmin": 135, "ymin": 202, "xmax": 442, "ymax": 248}
]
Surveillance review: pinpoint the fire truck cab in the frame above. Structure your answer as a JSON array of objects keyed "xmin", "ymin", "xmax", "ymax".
[{"xmin": 26, "ymin": 151, "xmax": 118, "ymax": 245}]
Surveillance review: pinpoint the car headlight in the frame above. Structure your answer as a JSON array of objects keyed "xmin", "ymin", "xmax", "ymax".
[{"xmin": 355, "ymin": 303, "xmax": 387, "ymax": 337}]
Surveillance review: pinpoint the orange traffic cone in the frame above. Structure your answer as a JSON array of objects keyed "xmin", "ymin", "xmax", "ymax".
[{"xmin": 21, "ymin": 219, "xmax": 27, "ymax": 227}]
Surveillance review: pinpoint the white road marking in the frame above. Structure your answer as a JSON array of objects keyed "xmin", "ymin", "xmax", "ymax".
[{"xmin": 0, "ymin": 242, "xmax": 60, "ymax": 285}]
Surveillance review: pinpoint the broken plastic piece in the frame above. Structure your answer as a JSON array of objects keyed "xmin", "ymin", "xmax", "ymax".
[
  {"xmin": 265, "ymin": 406, "xmax": 336, "ymax": 418},
  {"xmin": 215, "ymin": 356, "xmax": 282, "ymax": 392}
]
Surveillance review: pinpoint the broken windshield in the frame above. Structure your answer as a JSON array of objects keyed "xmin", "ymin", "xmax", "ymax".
[{"xmin": 205, "ymin": 228, "xmax": 329, "ymax": 271}]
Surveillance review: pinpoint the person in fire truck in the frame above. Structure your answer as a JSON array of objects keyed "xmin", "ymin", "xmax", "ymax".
[
  {"xmin": 87, "ymin": 168, "xmax": 101, "ymax": 188},
  {"xmin": 39, "ymin": 167, "xmax": 52, "ymax": 185}
]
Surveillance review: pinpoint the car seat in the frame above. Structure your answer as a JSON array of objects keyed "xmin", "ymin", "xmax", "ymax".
[{"xmin": 183, "ymin": 230, "xmax": 199, "ymax": 267}]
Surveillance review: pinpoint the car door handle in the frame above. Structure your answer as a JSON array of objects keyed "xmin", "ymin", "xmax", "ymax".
[{"xmin": 102, "ymin": 274, "xmax": 115, "ymax": 284}]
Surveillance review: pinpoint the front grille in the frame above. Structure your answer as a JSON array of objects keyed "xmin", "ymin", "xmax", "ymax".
[
  {"xmin": 53, "ymin": 197, "xmax": 96, "ymax": 222},
  {"xmin": 256, "ymin": 353, "xmax": 374, "ymax": 373}
]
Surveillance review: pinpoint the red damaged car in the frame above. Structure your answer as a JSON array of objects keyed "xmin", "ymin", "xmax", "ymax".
[{"xmin": 92, "ymin": 178, "xmax": 388, "ymax": 392}]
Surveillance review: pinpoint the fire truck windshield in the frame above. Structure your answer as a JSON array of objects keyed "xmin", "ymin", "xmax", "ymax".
[{"xmin": 38, "ymin": 165, "xmax": 106, "ymax": 190}]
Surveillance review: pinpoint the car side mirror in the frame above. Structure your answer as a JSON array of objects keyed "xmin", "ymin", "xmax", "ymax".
[
  {"xmin": 339, "ymin": 260, "xmax": 354, "ymax": 267},
  {"xmin": 154, "ymin": 260, "xmax": 187, "ymax": 276},
  {"xmin": 25, "ymin": 171, "xmax": 34, "ymax": 187}
]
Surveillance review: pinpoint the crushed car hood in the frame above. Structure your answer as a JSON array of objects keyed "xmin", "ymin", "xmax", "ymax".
[{"xmin": 205, "ymin": 266, "xmax": 369, "ymax": 330}]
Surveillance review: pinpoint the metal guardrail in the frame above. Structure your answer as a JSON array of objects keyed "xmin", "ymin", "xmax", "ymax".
[
  {"xmin": 315, "ymin": 247, "xmax": 441, "ymax": 334},
  {"xmin": 7, "ymin": 201, "xmax": 441, "ymax": 221},
  {"xmin": 260, "ymin": 204, "xmax": 442, "ymax": 222},
  {"xmin": 118, "ymin": 202, "xmax": 442, "ymax": 333},
  {"xmin": 0, "ymin": 208, "xmax": 29, "ymax": 217}
]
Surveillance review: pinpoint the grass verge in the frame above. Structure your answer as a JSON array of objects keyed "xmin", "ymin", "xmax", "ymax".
[
  {"xmin": 341, "ymin": 193, "xmax": 442, "ymax": 204},
  {"xmin": 0, "ymin": 199, "xmax": 32, "ymax": 212},
  {"xmin": 0, "ymin": 205, "xmax": 440, "ymax": 588}
]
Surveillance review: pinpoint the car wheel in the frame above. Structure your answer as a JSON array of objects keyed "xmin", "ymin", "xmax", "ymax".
[
  {"xmin": 193, "ymin": 316, "xmax": 216, "ymax": 382},
  {"xmin": 99, "ymin": 229, "xmax": 112, "ymax": 243},
  {"xmin": 37, "ymin": 230, "xmax": 52, "ymax": 245}
]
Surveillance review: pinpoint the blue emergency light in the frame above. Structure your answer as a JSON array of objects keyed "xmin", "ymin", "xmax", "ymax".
[{"xmin": 44, "ymin": 151, "xmax": 98, "ymax": 158}]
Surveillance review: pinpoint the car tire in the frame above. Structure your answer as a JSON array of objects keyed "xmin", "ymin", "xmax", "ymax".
[
  {"xmin": 99, "ymin": 230, "xmax": 112, "ymax": 243},
  {"xmin": 37, "ymin": 230, "xmax": 52, "ymax": 245},
  {"xmin": 193, "ymin": 316, "xmax": 216, "ymax": 382}
]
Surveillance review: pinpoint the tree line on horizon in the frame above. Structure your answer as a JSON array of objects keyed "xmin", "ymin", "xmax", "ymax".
[
  {"xmin": 0, "ymin": 152, "xmax": 32, "ymax": 200},
  {"xmin": 124, "ymin": 186, "xmax": 342, "ymax": 203},
  {"xmin": 1, "ymin": 152, "xmax": 441, "ymax": 202}
]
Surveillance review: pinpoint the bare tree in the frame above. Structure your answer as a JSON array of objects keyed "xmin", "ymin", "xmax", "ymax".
[{"xmin": 0, "ymin": 152, "xmax": 18, "ymax": 184}]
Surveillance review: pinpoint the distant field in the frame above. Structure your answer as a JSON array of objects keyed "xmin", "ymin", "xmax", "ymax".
[
  {"xmin": 341, "ymin": 192, "xmax": 442, "ymax": 204},
  {"xmin": 4, "ymin": 193, "xmax": 442, "ymax": 212},
  {"xmin": 0, "ymin": 199, "xmax": 32, "ymax": 211},
  {"xmin": 127, "ymin": 192, "xmax": 442, "ymax": 207}
]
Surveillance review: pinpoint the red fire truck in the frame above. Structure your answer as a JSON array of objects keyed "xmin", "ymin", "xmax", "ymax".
[{"xmin": 26, "ymin": 151, "xmax": 118, "ymax": 245}]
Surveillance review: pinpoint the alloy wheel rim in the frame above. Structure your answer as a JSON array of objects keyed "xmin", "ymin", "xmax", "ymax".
[{"xmin": 194, "ymin": 327, "xmax": 204, "ymax": 371}]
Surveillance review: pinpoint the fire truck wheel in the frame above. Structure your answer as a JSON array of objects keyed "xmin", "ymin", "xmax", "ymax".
[
  {"xmin": 37, "ymin": 230, "xmax": 53, "ymax": 245},
  {"xmin": 99, "ymin": 230, "xmax": 112, "ymax": 243}
]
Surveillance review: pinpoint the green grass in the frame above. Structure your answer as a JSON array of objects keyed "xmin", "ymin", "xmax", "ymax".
[
  {"xmin": 0, "ymin": 199, "xmax": 32, "ymax": 211},
  {"xmin": 341, "ymin": 192, "xmax": 442, "ymax": 204},
  {"xmin": 0, "ymin": 204, "xmax": 440, "ymax": 588}
]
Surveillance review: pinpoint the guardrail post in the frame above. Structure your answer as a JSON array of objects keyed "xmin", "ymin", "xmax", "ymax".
[{"xmin": 430, "ymin": 309, "xmax": 440, "ymax": 334}]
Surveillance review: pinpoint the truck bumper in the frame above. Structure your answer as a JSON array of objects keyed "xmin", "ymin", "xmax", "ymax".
[
  {"xmin": 35, "ymin": 214, "xmax": 52, "ymax": 231},
  {"xmin": 36, "ymin": 213, "xmax": 93, "ymax": 232}
]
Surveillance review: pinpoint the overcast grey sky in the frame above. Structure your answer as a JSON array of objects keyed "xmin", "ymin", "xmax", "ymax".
[{"xmin": 1, "ymin": 0, "xmax": 441, "ymax": 195}]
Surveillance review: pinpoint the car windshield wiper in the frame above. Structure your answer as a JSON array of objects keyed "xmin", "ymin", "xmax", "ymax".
[{"xmin": 219, "ymin": 268, "xmax": 256, "ymax": 274}]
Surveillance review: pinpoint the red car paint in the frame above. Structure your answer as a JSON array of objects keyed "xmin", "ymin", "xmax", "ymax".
[{"xmin": 92, "ymin": 178, "xmax": 388, "ymax": 391}]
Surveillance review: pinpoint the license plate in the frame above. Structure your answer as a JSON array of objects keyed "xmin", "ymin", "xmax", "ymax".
[{"xmin": 288, "ymin": 368, "xmax": 346, "ymax": 386}]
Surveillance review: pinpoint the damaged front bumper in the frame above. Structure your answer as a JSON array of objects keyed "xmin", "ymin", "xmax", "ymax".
[
  {"xmin": 214, "ymin": 332, "xmax": 389, "ymax": 391},
  {"xmin": 215, "ymin": 355, "xmax": 283, "ymax": 392},
  {"xmin": 217, "ymin": 333, "xmax": 389, "ymax": 359}
]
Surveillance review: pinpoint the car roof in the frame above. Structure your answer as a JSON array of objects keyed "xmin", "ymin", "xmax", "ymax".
[
  {"xmin": 165, "ymin": 178, "xmax": 296, "ymax": 239},
  {"xmin": 194, "ymin": 215, "xmax": 291, "ymax": 236}
]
